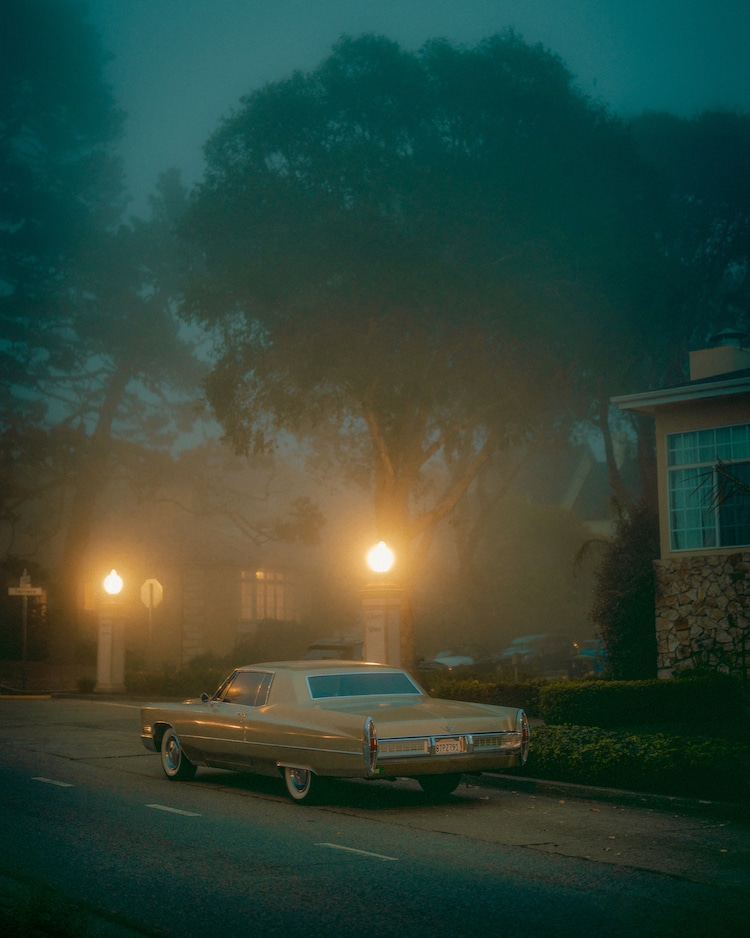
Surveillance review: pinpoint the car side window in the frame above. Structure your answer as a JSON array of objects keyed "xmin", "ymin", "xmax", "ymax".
[{"xmin": 221, "ymin": 671, "xmax": 273, "ymax": 707}]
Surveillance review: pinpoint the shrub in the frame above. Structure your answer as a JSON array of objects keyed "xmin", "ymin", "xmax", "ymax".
[
  {"xmin": 419, "ymin": 676, "xmax": 547, "ymax": 717},
  {"xmin": 590, "ymin": 499, "xmax": 660, "ymax": 680},
  {"xmin": 539, "ymin": 673, "xmax": 744, "ymax": 727},
  {"xmin": 522, "ymin": 723, "xmax": 750, "ymax": 803},
  {"xmin": 126, "ymin": 654, "xmax": 228, "ymax": 697}
]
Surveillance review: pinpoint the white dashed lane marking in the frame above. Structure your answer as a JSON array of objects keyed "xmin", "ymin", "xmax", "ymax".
[
  {"xmin": 316, "ymin": 842, "xmax": 399, "ymax": 861},
  {"xmin": 146, "ymin": 804, "xmax": 202, "ymax": 817}
]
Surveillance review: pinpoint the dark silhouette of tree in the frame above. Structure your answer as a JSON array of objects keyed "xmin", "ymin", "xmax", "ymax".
[
  {"xmin": 631, "ymin": 110, "xmax": 750, "ymax": 348},
  {"xmin": 182, "ymin": 33, "xmax": 664, "ymax": 667},
  {"xmin": 0, "ymin": 4, "xmax": 216, "ymax": 643},
  {"xmin": 4, "ymin": 170, "xmax": 209, "ymax": 639},
  {"xmin": 598, "ymin": 110, "xmax": 750, "ymax": 512},
  {"xmin": 0, "ymin": 0, "xmax": 125, "ymax": 426},
  {"xmin": 589, "ymin": 499, "xmax": 660, "ymax": 680}
]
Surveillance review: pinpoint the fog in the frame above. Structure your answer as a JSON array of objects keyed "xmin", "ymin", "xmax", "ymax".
[
  {"xmin": 88, "ymin": 0, "xmax": 750, "ymax": 211},
  {"xmin": 4, "ymin": 0, "xmax": 749, "ymax": 670}
]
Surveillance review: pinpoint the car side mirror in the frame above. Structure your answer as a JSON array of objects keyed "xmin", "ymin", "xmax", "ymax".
[{"xmin": 200, "ymin": 692, "xmax": 210, "ymax": 702}]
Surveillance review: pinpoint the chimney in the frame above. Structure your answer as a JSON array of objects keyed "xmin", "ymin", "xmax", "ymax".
[{"xmin": 689, "ymin": 327, "xmax": 750, "ymax": 381}]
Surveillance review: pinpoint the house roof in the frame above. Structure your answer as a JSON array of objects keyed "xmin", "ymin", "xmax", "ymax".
[{"xmin": 612, "ymin": 368, "xmax": 750, "ymax": 416}]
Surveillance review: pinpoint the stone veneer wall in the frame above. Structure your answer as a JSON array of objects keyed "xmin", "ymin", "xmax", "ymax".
[{"xmin": 654, "ymin": 552, "xmax": 750, "ymax": 679}]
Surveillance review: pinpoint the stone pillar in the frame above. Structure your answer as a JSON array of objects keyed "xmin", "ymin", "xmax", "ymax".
[
  {"xmin": 361, "ymin": 581, "xmax": 403, "ymax": 666},
  {"xmin": 95, "ymin": 603, "xmax": 126, "ymax": 693}
]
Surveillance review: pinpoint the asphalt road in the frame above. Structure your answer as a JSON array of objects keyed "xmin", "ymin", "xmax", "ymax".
[{"xmin": 0, "ymin": 696, "xmax": 748, "ymax": 937}]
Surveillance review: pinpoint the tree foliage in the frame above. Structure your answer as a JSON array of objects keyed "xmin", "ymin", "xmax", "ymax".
[
  {"xmin": 0, "ymin": 0, "xmax": 125, "ymax": 421},
  {"xmin": 183, "ymin": 34, "xmax": 662, "ymax": 660},
  {"xmin": 631, "ymin": 109, "xmax": 750, "ymax": 353},
  {"xmin": 0, "ymin": 4, "xmax": 214, "ymax": 636},
  {"xmin": 600, "ymin": 110, "xmax": 750, "ymax": 512}
]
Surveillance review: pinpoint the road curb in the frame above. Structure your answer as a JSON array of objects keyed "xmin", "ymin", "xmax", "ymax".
[{"xmin": 478, "ymin": 771, "xmax": 750, "ymax": 819}]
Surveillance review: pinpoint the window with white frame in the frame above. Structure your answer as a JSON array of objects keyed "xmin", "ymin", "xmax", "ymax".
[
  {"xmin": 667, "ymin": 423, "xmax": 750, "ymax": 550},
  {"xmin": 240, "ymin": 569, "xmax": 293, "ymax": 621}
]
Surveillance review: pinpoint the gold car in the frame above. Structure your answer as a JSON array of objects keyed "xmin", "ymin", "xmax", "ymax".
[{"xmin": 141, "ymin": 660, "xmax": 530, "ymax": 803}]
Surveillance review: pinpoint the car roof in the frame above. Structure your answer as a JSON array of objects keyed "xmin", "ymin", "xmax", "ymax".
[
  {"xmin": 236, "ymin": 660, "xmax": 402, "ymax": 673},
  {"xmin": 306, "ymin": 637, "xmax": 362, "ymax": 646}
]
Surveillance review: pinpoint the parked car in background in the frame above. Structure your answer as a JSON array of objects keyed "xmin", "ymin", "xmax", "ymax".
[
  {"xmin": 140, "ymin": 660, "xmax": 530, "ymax": 803},
  {"xmin": 570, "ymin": 639, "xmax": 607, "ymax": 677},
  {"xmin": 498, "ymin": 634, "xmax": 576, "ymax": 677},
  {"xmin": 304, "ymin": 636, "xmax": 364, "ymax": 661},
  {"xmin": 421, "ymin": 644, "xmax": 498, "ymax": 672}
]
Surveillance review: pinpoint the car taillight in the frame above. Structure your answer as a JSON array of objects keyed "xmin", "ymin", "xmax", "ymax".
[
  {"xmin": 364, "ymin": 717, "xmax": 377, "ymax": 774},
  {"xmin": 517, "ymin": 709, "xmax": 530, "ymax": 765}
]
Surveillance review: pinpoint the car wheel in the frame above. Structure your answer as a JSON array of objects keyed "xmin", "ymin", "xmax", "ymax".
[
  {"xmin": 417, "ymin": 773, "xmax": 463, "ymax": 798},
  {"xmin": 160, "ymin": 726, "xmax": 197, "ymax": 781},
  {"xmin": 284, "ymin": 766, "xmax": 322, "ymax": 803}
]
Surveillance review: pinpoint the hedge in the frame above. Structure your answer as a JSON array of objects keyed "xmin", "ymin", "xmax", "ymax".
[
  {"xmin": 519, "ymin": 723, "xmax": 750, "ymax": 803},
  {"xmin": 421, "ymin": 671, "xmax": 750, "ymax": 803},
  {"xmin": 537, "ymin": 673, "xmax": 745, "ymax": 728},
  {"xmin": 420, "ymin": 676, "xmax": 548, "ymax": 718},
  {"xmin": 420, "ymin": 672, "xmax": 746, "ymax": 728}
]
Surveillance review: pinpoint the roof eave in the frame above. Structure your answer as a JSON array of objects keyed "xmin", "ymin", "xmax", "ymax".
[{"xmin": 613, "ymin": 375, "xmax": 750, "ymax": 415}]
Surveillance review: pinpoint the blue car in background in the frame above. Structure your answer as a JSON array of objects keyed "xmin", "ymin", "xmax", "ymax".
[
  {"xmin": 498, "ymin": 634, "xmax": 576, "ymax": 677},
  {"xmin": 570, "ymin": 639, "xmax": 607, "ymax": 677}
]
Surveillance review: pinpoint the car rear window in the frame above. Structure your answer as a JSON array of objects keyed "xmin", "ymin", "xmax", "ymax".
[{"xmin": 307, "ymin": 671, "xmax": 421, "ymax": 699}]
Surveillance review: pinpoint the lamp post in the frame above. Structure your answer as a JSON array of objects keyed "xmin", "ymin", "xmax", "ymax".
[
  {"xmin": 361, "ymin": 541, "xmax": 402, "ymax": 666},
  {"xmin": 95, "ymin": 569, "xmax": 126, "ymax": 693}
]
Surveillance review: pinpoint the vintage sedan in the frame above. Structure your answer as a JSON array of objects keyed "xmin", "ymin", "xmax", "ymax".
[{"xmin": 140, "ymin": 660, "xmax": 530, "ymax": 803}]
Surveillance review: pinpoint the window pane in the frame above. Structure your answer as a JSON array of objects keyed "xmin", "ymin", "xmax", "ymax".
[
  {"xmin": 668, "ymin": 468, "xmax": 714, "ymax": 550},
  {"xmin": 718, "ymin": 461, "xmax": 750, "ymax": 547},
  {"xmin": 731, "ymin": 425, "xmax": 750, "ymax": 459},
  {"xmin": 715, "ymin": 426, "xmax": 733, "ymax": 460},
  {"xmin": 698, "ymin": 431, "xmax": 717, "ymax": 463},
  {"xmin": 668, "ymin": 425, "xmax": 750, "ymax": 551}
]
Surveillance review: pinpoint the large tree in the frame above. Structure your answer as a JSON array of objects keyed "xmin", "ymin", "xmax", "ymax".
[
  {"xmin": 631, "ymin": 110, "xmax": 750, "ymax": 349},
  {"xmin": 1, "ymin": 170, "xmax": 210, "ymax": 637},
  {"xmin": 598, "ymin": 110, "xmax": 750, "ymax": 511},
  {"xmin": 0, "ymin": 0, "xmax": 125, "ymax": 424},
  {"xmin": 183, "ymin": 33, "xmax": 664, "ymax": 665},
  {"xmin": 0, "ymin": 2, "xmax": 213, "ymax": 637}
]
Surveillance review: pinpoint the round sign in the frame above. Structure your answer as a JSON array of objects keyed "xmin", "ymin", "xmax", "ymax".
[{"xmin": 141, "ymin": 578, "xmax": 163, "ymax": 609}]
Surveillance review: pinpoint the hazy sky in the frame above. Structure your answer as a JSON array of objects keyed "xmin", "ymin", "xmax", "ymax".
[{"xmin": 88, "ymin": 0, "xmax": 750, "ymax": 212}]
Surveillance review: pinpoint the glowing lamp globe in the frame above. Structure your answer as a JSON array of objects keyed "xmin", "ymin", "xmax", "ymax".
[
  {"xmin": 103, "ymin": 569, "xmax": 123, "ymax": 596},
  {"xmin": 366, "ymin": 541, "xmax": 395, "ymax": 574}
]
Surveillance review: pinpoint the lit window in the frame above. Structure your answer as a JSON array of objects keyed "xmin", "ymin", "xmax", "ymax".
[
  {"xmin": 667, "ymin": 424, "xmax": 750, "ymax": 550},
  {"xmin": 241, "ymin": 569, "xmax": 294, "ymax": 621}
]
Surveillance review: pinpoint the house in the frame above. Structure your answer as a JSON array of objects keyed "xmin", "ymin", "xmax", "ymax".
[
  {"xmin": 613, "ymin": 330, "xmax": 750, "ymax": 679},
  {"xmin": 80, "ymin": 462, "xmax": 319, "ymax": 670}
]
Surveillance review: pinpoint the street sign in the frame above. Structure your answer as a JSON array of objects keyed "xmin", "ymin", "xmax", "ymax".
[
  {"xmin": 8, "ymin": 587, "xmax": 44, "ymax": 596},
  {"xmin": 141, "ymin": 578, "xmax": 163, "ymax": 609}
]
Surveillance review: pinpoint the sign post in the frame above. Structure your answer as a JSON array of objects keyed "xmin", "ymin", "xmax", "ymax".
[
  {"xmin": 140, "ymin": 579, "xmax": 163, "ymax": 664},
  {"xmin": 7, "ymin": 571, "xmax": 44, "ymax": 689}
]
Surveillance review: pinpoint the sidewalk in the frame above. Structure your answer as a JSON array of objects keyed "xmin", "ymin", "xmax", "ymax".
[
  {"xmin": 0, "ymin": 660, "xmax": 94, "ymax": 695},
  {"xmin": 480, "ymin": 771, "xmax": 750, "ymax": 820}
]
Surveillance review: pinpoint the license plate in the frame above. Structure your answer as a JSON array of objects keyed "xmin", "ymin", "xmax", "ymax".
[{"xmin": 434, "ymin": 738, "xmax": 462, "ymax": 755}]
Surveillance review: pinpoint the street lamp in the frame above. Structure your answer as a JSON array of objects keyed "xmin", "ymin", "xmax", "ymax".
[
  {"xmin": 362, "ymin": 541, "xmax": 402, "ymax": 666},
  {"xmin": 103, "ymin": 569, "xmax": 123, "ymax": 596},
  {"xmin": 366, "ymin": 540, "xmax": 395, "ymax": 574},
  {"xmin": 95, "ymin": 568, "xmax": 126, "ymax": 693}
]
